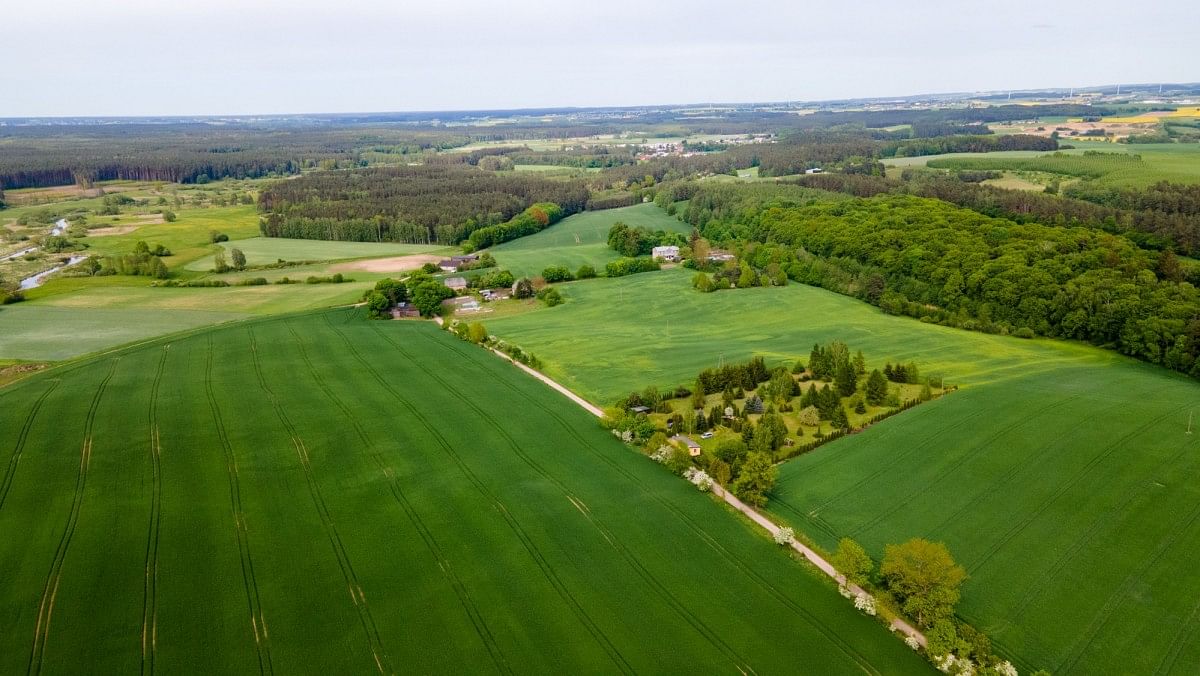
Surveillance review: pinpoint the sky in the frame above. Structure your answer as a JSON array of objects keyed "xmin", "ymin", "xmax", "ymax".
[{"xmin": 2, "ymin": 0, "xmax": 1196, "ymax": 117}]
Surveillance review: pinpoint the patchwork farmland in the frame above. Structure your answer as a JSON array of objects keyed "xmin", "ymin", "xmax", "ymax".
[
  {"xmin": 485, "ymin": 270, "xmax": 1200, "ymax": 674},
  {"xmin": 0, "ymin": 309, "xmax": 928, "ymax": 675}
]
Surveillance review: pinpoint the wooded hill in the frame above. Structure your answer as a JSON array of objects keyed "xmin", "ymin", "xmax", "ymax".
[
  {"xmin": 685, "ymin": 185, "xmax": 1200, "ymax": 378},
  {"xmin": 257, "ymin": 165, "xmax": 589, "ymax": 244}
]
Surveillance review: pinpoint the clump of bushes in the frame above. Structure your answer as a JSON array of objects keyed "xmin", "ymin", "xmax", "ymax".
[{"xmin": 605, "ymin": 257, "xmax": 659, "ymax": 277}]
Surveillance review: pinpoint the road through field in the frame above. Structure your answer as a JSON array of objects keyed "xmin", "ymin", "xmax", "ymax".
[{"xmin": 476, "ymin": 331, "xmax": 928, "ymax": 649}]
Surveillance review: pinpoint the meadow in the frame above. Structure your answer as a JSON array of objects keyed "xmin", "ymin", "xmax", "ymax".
[
  {"xmin": 184, "ymin": 237, "xmax": 447, "ymax": 271},
  {"xmin": 0, "ymin": 308, "xmax": 929, "ymax": 675},
  {"xmin": 486, "ymin": 269, "xmax": 1200, "ymax": 674},
  {"xmin": 894, "ymin": 144, "xmax": 1200, "ymax": 188},
  {"xmin": 488, "ymin": 202, "xmax": 690, "ymax": 277}
]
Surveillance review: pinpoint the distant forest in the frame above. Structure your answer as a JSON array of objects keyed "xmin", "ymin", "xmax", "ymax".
[
  {"xmin": 257, "ymin": 166, "xmax": 589, "ymax": 244},
  {"xmin": 0, "ymin": 103, "xmax": 1104, "ymax": 191}
]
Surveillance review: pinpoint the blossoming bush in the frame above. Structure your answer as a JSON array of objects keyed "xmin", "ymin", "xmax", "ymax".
[
  {"xmin": 905, "ymin": 635, "xmax": 921, "ymax": 651},
  {"xmin": 649, "ymin": 446, "xmax": 672, "ymax": 464},
  {"xmin": 773, "ymin": 527, "xmax": 795, "ymax": 546},
  {"xmin": 854, "ymin": 593, "xmax": 877, "ymax": 616},
  {"xmin": 683, "ymin": 467, "xmax": 713, "ymax": 492}
]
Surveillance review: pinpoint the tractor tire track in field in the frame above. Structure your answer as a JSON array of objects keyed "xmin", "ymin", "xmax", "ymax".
[
  {"xmin": 925, "ymin": 397, "xmax": 1131, "ymax": 539},
  {"xmin": 282, "ymin": 321, "xmax": 512, "ymax": 676},
  {"xmin": 1155, "ymin": 591, "xmax": 1200, "ymax": 675},
  {"xmin": 1055, "ymin": 441, "xmax": 1200, "ymax": 675},
  {"xmin": 847, "ymin": 392, "xmax": 1087, "ymax": 538},
  {"xmin": 768, "ymin": 496, "xmax": 839, "ymax": 540},
  {"xmin": 413, "ymin": 326, "xmax": 883, "ymax": 676},
  {"xmin": 1002, "ymin": 430, "xmax": 1196, "ymax": 625},
  {"xmin": 964, "ymin": 403, "xmax": 1190, "ymax": 578},
  {"xmin": 0, "ymin": 378, "xmax": 60, "ymax": 514},
  {"xmin": 246, "ymin": 328, "xmax": 390, "ymax": 675},
  {"xmin": 141, "ymin": 346, "xmax": 168, "ymax": 676},
  {"xmin": 375, "ymin": 325, "xmax": 756, "ymax": 675},
  {"xmin": 27, "ymin": 357, "xmax": 118, "ymax": 676},
  {"xmin": 322, "ymin": 316, "xmax": 635, "ymax": 676},
  {"xmin": 805, "ymin": 407, "xmax": 991, "ymax": 519},
  {"xmin": 204, "ymin": 337, "xmax": 274, "ymax": 676}
]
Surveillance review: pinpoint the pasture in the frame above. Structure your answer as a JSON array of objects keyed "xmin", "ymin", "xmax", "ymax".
[
  {"xmin": 488, "ymin": 202, "xmax": 690, "ymax": 277},
  {"xmin": 904, "ymin": 144, "xmax": 1200, "ymax": 188},
  {"xmin": 184, "ymin": 237, "xmax": 447, "ymax": 272},
  {"xmin": 485, "ymin": 269, "xmax": 1200, "ymax": 673},
  {"xmin": 1, "ymin": 276, "xmax": 374, "ymax": 361},
  {"xmin": 0, "ymin": 309, "xmax": 929, "ymax": 675}
]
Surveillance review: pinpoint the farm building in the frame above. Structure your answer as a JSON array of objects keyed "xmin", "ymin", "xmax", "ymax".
[
  {"xmin": 671, "ymin": 435, "xmax": 702, "ymax": 457},
  {"xmin": 482, "ymin": 288, "xmax": 511, "ymax": 301},
  {"xmin": 708, "ymin": 249, "xmax": 735, "ymax": 262},
  {"xmin": 651, "ymin": 245, "xmax": 680, "ymax": 262},
  {"xmin": 629, "ymin": 405, "xmax": 651, "ymax": 414},
  {"xmin": 390, "ymin": 302, "xmax": 420, "ymax": 319},
  {"xmin": 438, "ymin": 254, "xmax": 480, "ymax": 272},
  {"xmin": 444, "ymin": 276, "xmax": 468, "ymax": 291},
  {"xmin": 443, "ymin": 296, "xmax": 481, "ymax": 312}
]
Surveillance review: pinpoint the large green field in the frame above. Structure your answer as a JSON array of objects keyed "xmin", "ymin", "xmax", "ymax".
[
  {"xmin": 887, "ymin": 144, "xmax": 1200, "ymax": 188},
  {"xmin": 488, "ymin": 202, "xmax": 691, "ymax": 278},
  {"xmin": 0, "ymin": 309, "xmax": 928, "ymax": 675},
  {"xmin": 184, "ymin": 237, "xmax": 448, "ymax": 272},
  {"xmin": 485, "ymin": 270, "xmax": 1200, "ymax": 674}
]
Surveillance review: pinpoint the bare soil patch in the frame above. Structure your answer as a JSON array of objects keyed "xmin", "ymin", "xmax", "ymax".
[
  {"xmin": 86, "ymin": 225, "xmax": 141, "ymax": 236},
  {"xmin": 331, "ymin": 254, "xmax": 443, "ymax": 273}
]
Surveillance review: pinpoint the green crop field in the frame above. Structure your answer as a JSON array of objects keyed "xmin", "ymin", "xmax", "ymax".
[
  {"xmin": 485, "ymin": 269, "xmax": 1200, "ymax": 674},
  {"xmin": 1, "ymin": 277, "xmax": 373, "ymax": 361},
  {"xmin": 488, "ymin": 203, "xmax": 691, "ymax": 278},
  {"xmin": 0, "ymin": 309, "xmax": 929, "ymax": 675},
  {"xmin": 892, "ymin": 144, "xmax": 1200, "ymax": 188},
  {"xmin": 184, "ymin": 237, "xmax": 448, "ymax": 272}
]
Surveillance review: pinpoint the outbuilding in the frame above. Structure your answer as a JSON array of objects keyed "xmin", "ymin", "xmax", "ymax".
[{"xmin": 671, "ymin": 435, "xmax": 702, "ymax": 457}]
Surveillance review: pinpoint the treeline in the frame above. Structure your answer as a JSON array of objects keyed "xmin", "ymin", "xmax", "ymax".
[
  {"xmin": 258, "ymin": 166, "xmax": 588, "ymax": 244},
  {"xmin": 792, "ymin": 173, "xmax": 1200, "ymax": 255},
  {"xmin": 0, "ymin": 125, "xmax": 467, "ymax": 189},
  {"xmin": 687, "ymin": 190, "xmax": 1200, "ymax": 377},
  {"xmin": 606, "ymin": 221, "xmax": 687, "ymax": 256},
  {"xmin": 881, "ymin": 133, "xmax": 1057, "ymax": 158},
  {"xmin": 466, "ymin": 203, "xmax": 565, "ymax": 249},
  {"xmin": 788, "ymin": 104, "xmax": 1112, "ymax": 130}
]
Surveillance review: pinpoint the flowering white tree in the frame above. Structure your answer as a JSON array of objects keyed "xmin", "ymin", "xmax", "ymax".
[
  {"xmin": 905, "ymin": 635, "xmax": 921, "ymax": 651},
  {"xmin": 650, "ymin": 446, "xmax": 672, "ymax": 464},
  {"xmin": 854, "ymin": 593, "xmax": 877, "ymax": 616},
  {"xmin": 683, "ymin": 468, "xmax": 713, "ymax": 492},
  {"xmin": 838, "ymin": 584, "xmax": 854, "ymax": 599},
  {"xmin": 995, "ymin": 661, "xmax": 1017, "ymax": 676},
  {"xmin": 934, "ymin": 654, "xmax": 976, "ymax": 676},
  {"xmin": 774, "ymin": 527, "xmax": 795, "ymax": 546}
]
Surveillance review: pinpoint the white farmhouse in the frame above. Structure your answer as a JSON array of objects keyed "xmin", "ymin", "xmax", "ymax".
[{"xmin": 651, "ymin": 245, "xmax": 680, "ymax": 262}]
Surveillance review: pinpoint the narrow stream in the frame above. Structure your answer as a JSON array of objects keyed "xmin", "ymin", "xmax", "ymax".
[
  {"xmin": 9, "ymin": 219, "xmax": 83, "ymax": 289},
  {"xmin": 19, "ymin": 255, "xmax": 87, "ymax": 290}
]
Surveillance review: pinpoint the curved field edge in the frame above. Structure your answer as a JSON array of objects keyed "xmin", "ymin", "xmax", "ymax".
[
  {"xmin": 483, "ymin": 270, "xmax": 1200, "ymax": 675},
  {"xmin": 0, "ymin": 307, "xmax": 930, "ymax": 675}
]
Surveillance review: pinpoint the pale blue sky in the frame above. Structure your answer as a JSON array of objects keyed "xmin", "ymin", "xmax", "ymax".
[{"xmin": 2, "ymin": 0, "xmax": 1196, "ymax": 116}]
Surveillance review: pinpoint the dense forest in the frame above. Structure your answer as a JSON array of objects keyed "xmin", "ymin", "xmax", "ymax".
[
  {"xmin": 257, "ymin": 166, "xmax": 589, "ymax": 244},
  {"xmin": 791, "ymin": 173, "xmax": 1200, "ymax": 255},
  {"xmin": 0, "ymin": 125, "xmax": 468, "ymax": 189},
  {"xmin": 684, "ymin": 186, "xmax": 1200, "ymax": 377}
]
